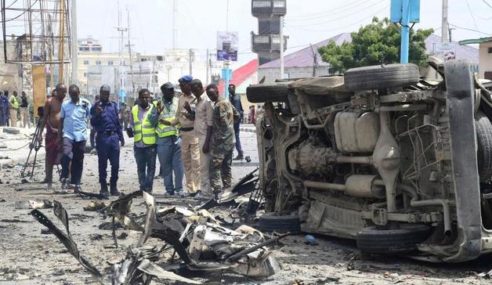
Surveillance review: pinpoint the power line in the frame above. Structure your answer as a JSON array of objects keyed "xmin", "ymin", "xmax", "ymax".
[
  {"xmin": 288, "ymin": 0, "xmax": 368, "ymax": 21},
  {"xmin": 449, "ymin": 23, "xmax": 491, "ymax": 36},
  {"xmin": 287, "ymin": 0, "xmax": 387, "ymax": 28},
  {"xmin": 286, "ymin": 4, "xmax": 389, "ymax": 32},
  {"xmin": 483, "ymin": 0, "xmax": 492, "ymax": 9},
  {"xmin": 464, "ymin": 0, "xmax": 479, "ymax": 31}
]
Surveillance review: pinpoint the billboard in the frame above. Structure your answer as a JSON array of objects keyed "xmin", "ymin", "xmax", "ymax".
[
  {"xmin": 32, "ymin": 65, "xmax": 46, "ymax": 118},
  {"xmin": 217, "ymin": 32, "xmax": 238, "ymax": 61}
]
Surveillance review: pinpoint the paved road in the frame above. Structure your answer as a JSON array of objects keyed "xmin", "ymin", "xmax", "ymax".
[{"xmin": 0, "ymin": 128, "xmax": 489, "ymax": 284}]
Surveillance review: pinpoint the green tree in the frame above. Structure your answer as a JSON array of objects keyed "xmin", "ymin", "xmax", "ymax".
[{"xmin": 318, "ymin": 17, "xmax": 433, "ymax": 74}]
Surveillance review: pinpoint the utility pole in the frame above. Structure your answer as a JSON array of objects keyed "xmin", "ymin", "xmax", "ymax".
[
  {"xmin": 279, "ymin": 16, "xmax": 284, "ymax": 79},
  {"xmin": 58, "ymin": 0, "xmax": 66, "ymax": 83},
  {"xmin": 206, "ymin": 48, "xmax": 210, "ymax": 85},
  {"xmin": 70, "ymin": 0, "xmax": 78, "ymax": 85},
  {"xmin": 116, "ymin": 1, "xmax": 127, "ymax": 66},
  {"xmin": 115, "ymin": 0, "xmax": 127, "ymax": 99},
  {"xmin": 126, "ymin": 9, "xmax": 135, "ymax": 99},
  {"xmin": 442, "ymin": 0, "xmax": 449, "ymax": 43},
  {"xmin": 172, "ymin": 0, "xmax": 177, "ymax": 49},
  {"xmin": 188, "ymin": 49, "xmax": 193, "ymax": 75},
  {"xmin": 310, "ymin": 44, "xmax": 318, "ymax": 77}
]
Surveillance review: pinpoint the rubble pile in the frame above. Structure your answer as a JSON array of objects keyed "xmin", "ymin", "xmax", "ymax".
[{"xmin": 30, "ymin": 185, "xmax": 283, "ymax": 284}]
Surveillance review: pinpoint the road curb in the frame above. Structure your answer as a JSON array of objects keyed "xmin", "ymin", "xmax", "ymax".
[{"xmin": 240, "ymin": 128, "xmax": 256, "ymax": 134}]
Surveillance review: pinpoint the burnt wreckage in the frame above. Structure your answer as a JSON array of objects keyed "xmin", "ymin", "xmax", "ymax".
[
  {"xmin": 31, "ymin": 191, "xmax": 281, "ymax": 284},
  {"xmin": 248, "ymin": 59, "xmax": 492, "ymax": 262}
]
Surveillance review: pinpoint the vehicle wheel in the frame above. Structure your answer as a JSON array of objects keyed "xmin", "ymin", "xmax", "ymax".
[
  {"xmin": 476, "ymin": 112, "xmax": 492, "ymax": 182},
  {"xmin": 247, "ymin": 84, "xmax": 289, "ymax": 103},
  {"xmin": 356, "ymin": 224, "xmax": 431, "ymax": 254},
  {"xmin": 344, "ymin": 64, "xmax": 420, "ymax": 91},
  {"xmin": 256, "ymin": 213, "xmax": 301, "ymax": 233}
]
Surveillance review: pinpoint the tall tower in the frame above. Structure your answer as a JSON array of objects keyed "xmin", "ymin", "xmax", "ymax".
[{"xmin": 251, "ymin": 0, "xmax": 287, "ymax": 65}]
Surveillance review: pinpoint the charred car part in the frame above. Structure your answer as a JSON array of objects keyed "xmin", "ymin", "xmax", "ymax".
[
  {"xmin": 31, "ymin": 191, "xmax": 282, "ymax": 284},
  {"xmin": 248, "ymin": 59, "xmax": 492, "ymax": 262}
]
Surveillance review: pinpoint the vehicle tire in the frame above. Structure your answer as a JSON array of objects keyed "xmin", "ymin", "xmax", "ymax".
[
  {"xmin": 344, "ymin": 64, "xmax": 420, "ymax": 91},
  {"xmin": 356, "ymin": 224, "xmax": 431, "ymax": 254},
  {"xmin": 256, "ymin": 213, "xmax": 301, "ymax": 233},
  {"xmin": 476, "ymin": 112, "xmax": 492, "ymax": 182},
  {"xmin": 247, "ymin": 84, "xmax": 289, "ymax": 103}
]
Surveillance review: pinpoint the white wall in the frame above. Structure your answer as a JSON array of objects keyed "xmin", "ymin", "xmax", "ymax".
[
  {"xmin": 480, "ymin": 42, "xmax": 492, "ymax": 79},
  {"xmin": 258, "ymin": 66, "xmax": 330, "ymax": 83}
]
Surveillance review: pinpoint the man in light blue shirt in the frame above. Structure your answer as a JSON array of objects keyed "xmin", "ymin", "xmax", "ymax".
[{"xmin": 59, "ymin": 84, "xmax": 91, "ymax": 192}]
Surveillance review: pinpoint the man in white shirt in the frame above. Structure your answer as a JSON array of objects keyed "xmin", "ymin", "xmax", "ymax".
[{"xmin": 190, "ymin": 79, "xmax": 214, "ymax": 196}]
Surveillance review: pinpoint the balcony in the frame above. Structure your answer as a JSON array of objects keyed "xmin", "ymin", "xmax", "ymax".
[{"xmin": 252, "ymin": 0, "xmax": 286, "ymax": 17}]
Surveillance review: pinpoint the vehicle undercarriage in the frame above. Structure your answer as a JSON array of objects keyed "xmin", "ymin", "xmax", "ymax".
[{"xmin": 247, "ymin": 59, "xmax": 492, "ymax": 262}]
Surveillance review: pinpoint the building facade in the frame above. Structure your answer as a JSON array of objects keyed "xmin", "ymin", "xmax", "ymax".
[{"xmin": 460, "ymin": 37, "xmax": 492, "ymax": 80}]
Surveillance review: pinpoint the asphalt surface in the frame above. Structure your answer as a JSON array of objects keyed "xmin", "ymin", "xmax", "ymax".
[{"xmin": 0, "ymin": 128, "xmax": 491, "ymax": 284}]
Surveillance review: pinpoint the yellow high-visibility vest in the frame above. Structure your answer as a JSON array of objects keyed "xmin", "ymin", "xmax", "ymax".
[
  {"xmin": 132, "ymin": 104, "xmax": 156, "ymax": 145},
  {"xmin": 156, "ymin": 97, "xmax": 179, "ymax": 138}
]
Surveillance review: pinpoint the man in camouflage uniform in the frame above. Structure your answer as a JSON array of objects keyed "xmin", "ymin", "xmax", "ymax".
[{"xmin": 203, "ymin": 84, "xmax": 239, "ymax": 199}]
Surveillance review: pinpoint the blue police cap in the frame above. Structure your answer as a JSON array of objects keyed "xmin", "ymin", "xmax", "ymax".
[{"xmin": 178, "ymin": 75, "xmax": 193, "ymax": 84}]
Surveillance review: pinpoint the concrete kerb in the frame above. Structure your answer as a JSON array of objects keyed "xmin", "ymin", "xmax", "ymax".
[{"xmin": 240, "ymin": 127, "xmax": 257, "ymax": 134}]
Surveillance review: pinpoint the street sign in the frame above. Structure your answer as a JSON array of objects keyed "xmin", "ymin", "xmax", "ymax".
[
  {"xmin": 390, "ymin": 0, "xmax": 420, "ymax": 23},
  {"xmin": 217, "ymin": 32, "xmax": 238, "ymax": 61},
  {"xmin": 390, "ymin": 0, "xmax": 421, "ymax": 64}
]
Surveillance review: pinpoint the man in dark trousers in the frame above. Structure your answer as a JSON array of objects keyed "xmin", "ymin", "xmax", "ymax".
[
  {"xmin": 204, "ymin": 84, "xmax": 239, "ymax": 199},
  {"xmin": 59, "ymin": 85, "xmax": 91, "ymax": 192},
  {"xmin": 130, "ymin": 89, "xmax": 159, "ymax": 193},
  {"xmin": 0, "ymin": 91, "xmax": 7, "ymax": 126},
  {"xmin": 90, "ymin": 85, "xmax": 125, "ymax": 198},
  {"xmin": 90, "ymin": 95, "xmax": 100, "ymax": 149},
  {"xmin": 228, "ymin": 84, "xmax": 244, "ymax": 160},
  {"xmin": 156, "ymin": 83, "xmax": 184, "ymax": 196}
]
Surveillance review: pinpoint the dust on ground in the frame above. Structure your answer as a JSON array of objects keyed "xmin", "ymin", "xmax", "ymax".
[{"xmin": 0, "ymin": 131, "xmax": 490, "ymax": 285}]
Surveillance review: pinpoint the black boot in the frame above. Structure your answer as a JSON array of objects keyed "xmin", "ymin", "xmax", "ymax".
[
  {"xmin": 233, "ymin": 153, "xmax": 244, "ymax": 160},
  {"xmin": 110, "ymin": 184, "xmax": 120, "ymax": 196},
  {"xmin": 100, "ymin": 183, "xmax": 109, "ymax": 199}
]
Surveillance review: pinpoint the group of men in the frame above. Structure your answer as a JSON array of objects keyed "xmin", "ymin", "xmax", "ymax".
[
  {"xmin": 38, "ymin": 75, "xmax": 243, "ymax": 200},
  {"xmin": 0, "ymin": 90, "xmax": 31, "ymax": 128},
  {"xmin": 130, "ymin": 76, "xmax": 242, "ymax": 199}
]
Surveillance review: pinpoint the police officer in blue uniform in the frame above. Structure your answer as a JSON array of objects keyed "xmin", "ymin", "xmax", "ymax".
[{"xmin": 90, "ymin": 85, "xmax": 125, "ymax": 198}]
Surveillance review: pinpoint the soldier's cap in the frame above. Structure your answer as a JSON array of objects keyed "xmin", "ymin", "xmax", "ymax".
[
  {"xmin": 178, "ymin": 75, "xmax": 193, "ymax": 84},
  {"xmin": 161, "ymin": 82, "xmax": 174, "ymax": 91},
  {"xmin": 100, "ymin": 84, "xmax": 111, "ymax": 93}
]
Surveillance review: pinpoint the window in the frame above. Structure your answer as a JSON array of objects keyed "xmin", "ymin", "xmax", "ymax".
[
  {"xmin": 488, "ymin": 47, "xmax": 492, "ymax": 54},
  {"xmin": 83, "ymin": 72, "xmax": 87, "ymax": 78},
  {"xmin": 254, "ymin": 35, "xmax": 270, "ymax": 44},
  {"xmin": 96, "ymin": 60, "xmax": 101, "ymax": 65},
  {"xmin": 253, "ymin": 0, "xmax": 270, "ymax": 8},
  {"xmin": 273, "ymin": 0, "xmax": 285, "ymax": 8},
  {"xmin": 108, "ymin": 61, "xmax": 114, "ymax": 66},
  {"xmin": 91, "ymin": 47, "xmax": 102, "ymax": 52},
  {"xmin": 83, "ymin": 60, "xmax": 89, "ymax": 65}
]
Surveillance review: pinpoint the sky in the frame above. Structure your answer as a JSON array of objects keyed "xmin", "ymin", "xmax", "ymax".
[{"xmin": 3, "ymin": 0, "xmax": 492, "ymax": 67}]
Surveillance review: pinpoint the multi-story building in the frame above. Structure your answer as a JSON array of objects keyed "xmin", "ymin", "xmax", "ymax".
[
  {"xmin": 78, "ymin": 37, "xmax": 224, "ymax": 100},
  {"xmin": 77, "ymin": 37, "xmax": 130, "ymax": 97},
  {"xmin": 460, "ymin": 37, "xmax": 492, "ymax": 80}
]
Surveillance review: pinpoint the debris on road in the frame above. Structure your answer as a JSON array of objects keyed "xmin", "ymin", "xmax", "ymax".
[
  {"xmin": 14, "ymin": 200, "xmax": 53, "ymax": 210},
  {"xmin": 304, "ymin": 234, "xmax": 318, "ymax": 246},
  {"xmin": 2, "ymin": 128, "xmax": 20, "ymax": 135},
  {"xmin": 30, "ymin": 191, "xmax": 283, "ymax": 283},
  {"xmin": 83, "ymin": 201, "xmax": 107, "ymax": 211}
]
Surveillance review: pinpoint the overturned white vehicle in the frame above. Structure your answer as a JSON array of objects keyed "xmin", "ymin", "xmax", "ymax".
[{"xmin": 248, "ymin": 60, "xmax": 492, "ymax": 262}]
